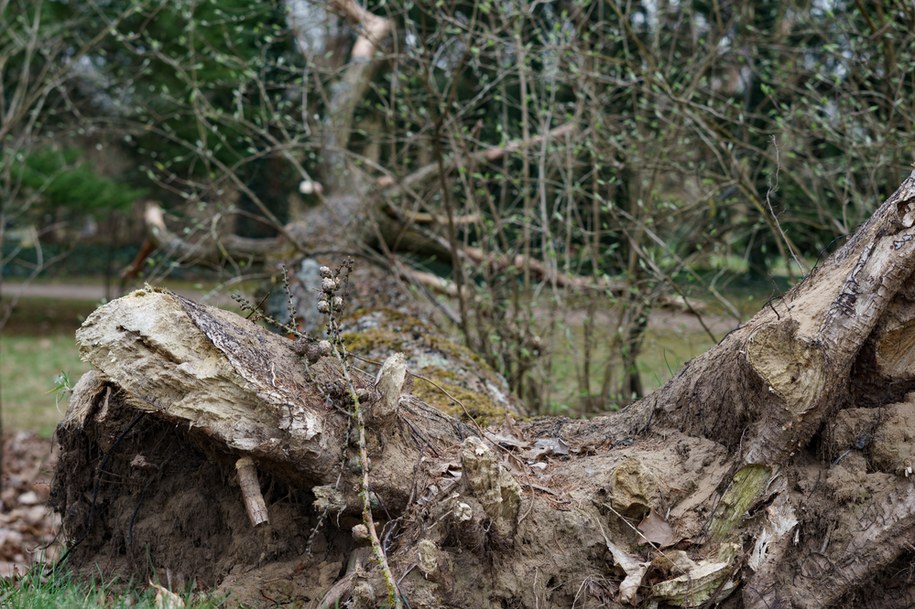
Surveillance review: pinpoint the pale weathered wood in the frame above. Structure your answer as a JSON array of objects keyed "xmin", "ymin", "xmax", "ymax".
[{"xmin": 75, "ymin": 287, "xmax": 341, "ymax": 482}]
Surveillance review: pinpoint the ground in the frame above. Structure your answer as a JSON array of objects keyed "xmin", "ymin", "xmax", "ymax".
[{"xmin": 0, "ymin": 431, "xmax": 61, "ymax": 577}]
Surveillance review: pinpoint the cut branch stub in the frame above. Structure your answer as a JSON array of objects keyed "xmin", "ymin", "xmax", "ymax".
[
  {"xmin": 746, "ymin": 321, "xmax": 826, "ymax": 418},
  {"xmin": 870, "ymin": 296, "xmax": 915, "ymax": 382},
  {"xmin": 372, "ymin": 352, "xmax": 406, "ymax": 420},
  {"xmin": 743, "ymin": 321, "xmax": 828, "ymax": 464},
  {"xmin": 875, "ymin": 320, "xmax": 915, "ymax": 380},
  {"xmin": 235, "ymin": 457, "xmax": 269, "ymax": 527}
]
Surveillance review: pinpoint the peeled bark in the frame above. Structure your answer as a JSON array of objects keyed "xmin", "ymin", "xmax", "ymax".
[{"xmin": 52, "ymin": 173, "xmax": 915, "ymax": 608}]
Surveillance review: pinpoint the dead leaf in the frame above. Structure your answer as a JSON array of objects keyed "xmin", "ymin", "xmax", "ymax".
[
  {"xmin": 638, "ymin": 509, "xmax": 676, "ymax": 547},
  {"xmin": 522, "ymin": 437, "xmax": 570, "ymax": 460},
  {"xmin": 499, "ymin": 413, "xmax": 524, "ymax": 436},
  {"xmin": 605, "ymin": 539, "xmax": 649, "ymax": 605},
  {"xmin": 483, "ymin": 430, "xmax": 530, "ymax": 449},
  {"xmin": 150, "ymin": 581, "xmax": 185, "ymax": 609}
]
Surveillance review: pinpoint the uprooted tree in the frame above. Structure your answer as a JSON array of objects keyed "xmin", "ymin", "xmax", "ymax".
[
  {"xmin": 30, "ymin": 0, "xmax": 915, "ymax": 606},
  {"xmin": 52, "ymin": 170, "xmax": 915, "ymax": 608}
]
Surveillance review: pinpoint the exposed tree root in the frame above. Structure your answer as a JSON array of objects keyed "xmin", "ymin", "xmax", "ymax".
[{"xmin": 51, "ymin": 172, "xmax": 915, "ymax": 608}]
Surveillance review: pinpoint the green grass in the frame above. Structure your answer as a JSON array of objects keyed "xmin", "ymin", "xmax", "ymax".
[
  {"xmin": 542, "ymin": 319, "xmax": 718, "ymax": 414},
  {"xmin": 638, "ymin": 325, "xmax": 717, "ymax": 390},
  {"xmin": 0, "ymin": 286, "xmax": 247, "ymax": 437},
  {"xmin": 0, "ymin": 566, "xmax": 226, "ymax": 609},
  {"xmin": 0, "ymin": 335, "xmax": 90, "ymax": 437},
  {"xmin": 1, "ymin": 296, "xmax": 95, "ymax": 437}
]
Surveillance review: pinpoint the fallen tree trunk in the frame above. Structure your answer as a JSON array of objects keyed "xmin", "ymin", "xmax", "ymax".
[{"xmin": 52, "ymin": 172, "xmax": 915, "ymax": 608}]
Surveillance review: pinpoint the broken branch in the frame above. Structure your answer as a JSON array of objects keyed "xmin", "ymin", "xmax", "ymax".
[{"xmin": 143, "ymin": 202, "xmax": 289, "ymax": 265}]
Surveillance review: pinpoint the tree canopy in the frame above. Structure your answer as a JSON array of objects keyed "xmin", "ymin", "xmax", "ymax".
[{"xmin": 3, "ymin": 0, "xmax": 915, "ymax": 409}]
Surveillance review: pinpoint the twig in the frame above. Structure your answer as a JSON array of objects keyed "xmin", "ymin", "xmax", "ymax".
[
  {"xmin": 320, "ymin": 261, "xmax": 403, "ymax": 609},
  {"xmin": 765, "ymin": 136, "xmax": 806, "ymax": 274}
]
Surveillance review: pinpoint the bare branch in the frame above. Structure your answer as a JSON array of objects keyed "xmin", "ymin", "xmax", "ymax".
[
  {"xmin": 328, "ymin": 0, "xmax": 391, "ymax": 59},
  {"xmin": 322, "ymin": 0, "xmax": 393, "ymax": 183},
  {"xmin": 383, "ymin": 206, "xmax": 480, "ymax": 226},
  {"xmin": 392, "ymin": 258, "xmax": 458, "ymax": 297},
  {"xmin": 378, "ymin": 123, "xmax": 576, "ymax": 198},
  {"xmin": 143, "ymin": 201, "xmax": 288, "ymax": 265}
]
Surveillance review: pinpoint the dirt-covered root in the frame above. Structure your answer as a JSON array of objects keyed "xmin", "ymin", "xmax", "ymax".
[
  {"xmin": 314, "ymin": 393, "xmax": 915, "ymax": 609},
  {"xmin": 50, "ymin": 386, "xmax": 358, "ymax": 605},
  {"xmin": 384, "ymin": 429, "xmax": 740, "ymax": 609},
  {"xmin": 50, "ymin": 365, "xmax": 915, "ymax": 609},
  {"xmin": 52, "ymin": 373, "xmax": 744, "ymax": 608},
  {"xmin": 751, "ymin": 396, "xmax": 915, "ymax": 609}
]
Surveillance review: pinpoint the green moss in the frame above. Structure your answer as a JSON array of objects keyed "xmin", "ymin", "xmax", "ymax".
[
  {"xmin": 341, "ymin": 307, "xmax": 432, "ymax": 356},
  {"xmin": 708, "ymin": 464, "xmax": 772, "ymax": 541},
  {"xmin": 341, "ymin": 307, "xmax": 511, "ymax": 423},
  {"xmin": 425, "ymin": 331, "xmax": 491, "ymax": 371},
  {"xmin": 341, "ymin": 327, "xmax": 405, "ymax": 354},
  {"xmin": 345, "ymin": 306, "xmax": 427, "ymax": 332},
  {"xmin": 343, "ymin": 308, "xmax": 496, "ymax": 374},
  {"xmin": 412, "ymin": 369, "xmax": 510, "ymax": 426},
  {"xmin": 425, "ymin": 366, "xmax": 460, "ymax": 382}
]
